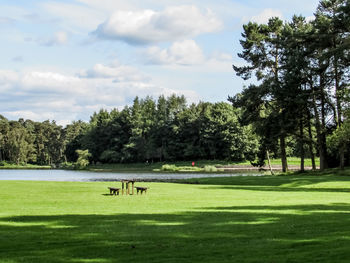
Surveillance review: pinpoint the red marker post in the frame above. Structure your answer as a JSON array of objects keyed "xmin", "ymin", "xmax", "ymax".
[{"xmin": 192, "ymin": 162, "xmax": 195, "ymax": 167}]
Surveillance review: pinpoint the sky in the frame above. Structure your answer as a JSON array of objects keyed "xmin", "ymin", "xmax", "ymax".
[{"xmin": 0, "ymin": 0, "xmax": 320, "ymax": 126}]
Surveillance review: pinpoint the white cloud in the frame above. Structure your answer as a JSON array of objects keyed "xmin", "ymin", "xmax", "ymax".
[
  {"xmin": 80, "ymin": 61, "xmax": 149, "ymax": 82},
  {"xmin": 145, "ymin": 40, "xmax": 205, "ymax": 65},
  {"xmin": 43, "ymin": 31, "xmax": 68, "ymax": 46},
  {"xmin": 93, "ymin": 5, "xmax": 222, "ymax": 45},
  {"xmin": 42, "ymin": 2, "xmax": 105, "ymax": 31},
  {"xmin": 143, "ymin": 41, "xmax": 232, "ymax": 72},
  {"xmin": 25, "ymin": 31, "xmax": 69, "ymax": 46},
  {"xmin": 248, "ymin": 8, "xmax": 283, "ymax": 24},
  {"xmin": 0, "ymin": 63, "xmax": 199, "ymax": 124},
  {"xmin": 0, "ymin": 70, "xmax": 19, "ymax": 91},
  {"xmin": 4, "ymin": 111, "xmax": 55, "ymax": 122},
  {"xmin": 305, "ymin": 15, "xmax": 315, "ymax": 22}
]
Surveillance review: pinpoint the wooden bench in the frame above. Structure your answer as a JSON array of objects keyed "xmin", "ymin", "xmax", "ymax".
[
  {"xmin": 108, "ymin": 187, "xmax": 120, "ymax": 195},
  {"xmin": 135, "ymin": 186, "xmax": 148, "ymax": 195}
]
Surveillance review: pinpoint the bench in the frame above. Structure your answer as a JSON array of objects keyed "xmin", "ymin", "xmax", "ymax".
[
  {"xmin": 108, "ymin": 187, "xmax": 120, "ymax": 195},
  {"xmin": 135, "ymin": 186, "xmax": 148, "ymax": 195}
]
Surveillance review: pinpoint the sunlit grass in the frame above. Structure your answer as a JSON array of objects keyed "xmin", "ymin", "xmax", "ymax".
[
  {"xmin": 0, "ymin": 162, "xmax": 51, "ymax": 169},
  {"xmin": 1, "ymin": 171, "xmax": 350, "ymax": 262}
]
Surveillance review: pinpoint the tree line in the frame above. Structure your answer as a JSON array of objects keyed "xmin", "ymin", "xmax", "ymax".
[
  {"xmin": 231, "ymin": 0, "xmax": 350, "ymax": 171},
  {"xmin": 0, "ymin": 96, "xmax": 259, "ymax": 166}
]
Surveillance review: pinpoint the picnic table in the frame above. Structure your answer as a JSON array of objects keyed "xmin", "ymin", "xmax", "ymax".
[
  {"xmin": 121, "ymin": 180, "xmax": 135, "ymax": 195},
  {"xmin": 108, "ymin": 180, "xmax": 149, "ymax": 196}
]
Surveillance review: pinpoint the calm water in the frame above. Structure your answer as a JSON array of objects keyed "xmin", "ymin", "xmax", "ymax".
[{"xmin": 0, "ymin": 169, "xmax": 262, "ymax": 182}]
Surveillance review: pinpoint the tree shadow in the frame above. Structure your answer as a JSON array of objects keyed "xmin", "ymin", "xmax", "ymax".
[
  {"xmin": 1, "ymin": 203, "xmax": 350, "ymax": 262},
  {"xmin": 183, "ymin": 174, "xmax": 350, "ymax": 193},
  {"xmin": 201, "ymin": 185, "xmax": 350, "ymax": 193},
  {"xmin": 184, "ymin": 174, "xmax": 350, "ymax": 186}
]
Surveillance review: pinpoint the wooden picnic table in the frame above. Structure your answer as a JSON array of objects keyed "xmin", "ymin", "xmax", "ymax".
[{"xmin": 121, "ymin": 180, "xmax": 135, "ymax": 195}]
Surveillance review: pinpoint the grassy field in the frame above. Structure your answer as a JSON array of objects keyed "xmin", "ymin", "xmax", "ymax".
[{"xmin": 1, "ymin": 169, "xmax": 349, "ymax": 262}]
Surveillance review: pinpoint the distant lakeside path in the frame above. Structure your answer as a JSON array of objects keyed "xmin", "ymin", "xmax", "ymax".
[{"xmin": 219, "ymin": 164, "xmax": 318, "ymax": 172}]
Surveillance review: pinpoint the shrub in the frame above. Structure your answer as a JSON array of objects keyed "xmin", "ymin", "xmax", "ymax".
[
  {"xmin": 203, "ymin": 165, "xmax": 218, "ymax": 172},
  {"xmin": 161, "ymin": 164, "xmax": 178, "ymax": 171},
  {"xmin": 60, "ymin": 162, "xmax": 75, "ymax": 169},
  {"xmin": 75, "ymin": 149, "xmax": 91, "ymax": 169}
]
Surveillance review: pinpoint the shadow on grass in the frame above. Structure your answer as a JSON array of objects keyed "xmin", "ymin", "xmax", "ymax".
[
  {"xmin": 181, "ymin": 173, "xmax": 350, "ymax": 193},
  {"xmin": 183, "ymin": 173, "xmax": 350, "ymax": 186},
  {"xmin": 202, "ymin": 185, "xmax": 350, "ymax": 193},
  {"xmin": 1, "ymin": 203, "xmax": 350, "ymax": 262}
]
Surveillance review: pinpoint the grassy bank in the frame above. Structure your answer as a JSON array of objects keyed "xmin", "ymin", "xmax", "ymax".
[
  {"xmin": 0, "ymin": 162, "xmax": 51, "ymax": 169},
  {"xmin": 1, "ymin": 170, "xmax": 350, "ymax": 262},
  {"xmin": 87, "ymin": 157, "xmax": 319, "ymax": 172}
]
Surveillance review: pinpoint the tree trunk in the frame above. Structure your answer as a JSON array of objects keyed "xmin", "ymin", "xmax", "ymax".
[
  {"xmin": 333, "ymin": 40, "xmax": 345, "ymax": 170},
  {"xmin": 319, "ymin": 81, "xmax": 329, "ymax": 170},
  {"xmin": 280, "ymin": 134, "xmax": 288, "ymax": 172},
  {"xmin": 266, "ymin": 150, "xmax": 274, "ymax": 175},
  {"xmin": 340, "ymin": 145, "xmax": 345, "ymax": 170},
  {"xmin": 311, "ymin": 80, "xmax": 328, "ymax": 171},
  {"xmin": 307, "ymin": 115, "xmax": 316, "ymax": 170},
  {"xmin": 299, "ymin": 120, "xmax": 305, "ymax": 172},
  {"xmin": 315, "ymin": 115, "xmax": 328, "ymax": 171},
  {"xmin": 334, "ymin": 44, "xmax": 342, "ymax": 128}
]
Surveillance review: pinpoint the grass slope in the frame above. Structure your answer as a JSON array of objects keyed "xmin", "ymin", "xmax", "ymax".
[{"xmin": 1, "ymin": 171, "xmax": 350, "ymax": 262}]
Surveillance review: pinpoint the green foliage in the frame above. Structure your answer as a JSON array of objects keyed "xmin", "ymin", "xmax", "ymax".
[
  {"xmin": 160, "ymin": 164, "xmax": 202, "ymax": 172},
  {"xmin": 161, "ymin": 164, "xmax": 178, "ymax": 171},
  {"xmin": 66, "ymin": 95, "xmax": 259, "ymax": 164},
  {"xmin": 203, "ymin": 165, "xmax": 218, "ymax": 172},
  {"xmin": 59, "ymin": 162, "xmax": 75, "ymax": 169},
  {"xmin": 75, "ymin": 149, "xmax": 91, "ymax": 169},
  {"xmin": 0, "ymin": 162, "xmax": 50, "ymax": 169},
  {"xmin": 232, "ymin": 0, "xmax": 350, "ymax": 170},
  {"xmin": 0, "ymin": 1, "xmax": 349, "ymax": 170}
]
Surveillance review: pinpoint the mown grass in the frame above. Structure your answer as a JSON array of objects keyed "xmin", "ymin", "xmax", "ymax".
[
  {"xmin": 1, "ymin": 169, "xmax": 350, "ymax": 262},
  {"xmin": 0, "ymin": 162, "xmax": 51, "ymax": 169}
]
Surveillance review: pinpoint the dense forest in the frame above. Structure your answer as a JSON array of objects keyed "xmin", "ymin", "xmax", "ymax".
[
  {"xmin": 0, "ymin": 96, "xmax": 259, "ymax": 166},
  {"xmin": 0, "ymin": 0, "xmax": 349, "ymax": 171}
]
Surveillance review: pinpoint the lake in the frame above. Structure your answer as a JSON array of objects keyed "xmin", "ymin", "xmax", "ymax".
[{"xmin": 0, "ymin": 169, "xmax": 262, "ymax": 182}]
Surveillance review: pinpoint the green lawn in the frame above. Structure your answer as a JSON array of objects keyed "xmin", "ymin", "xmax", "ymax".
[
  {"xmin": 0, "ymin": 163, "xmax": 51, "ymax": 169},
  {"xmin": 1, "ymin": 171, "xmax": 350, "ymax": 262}
]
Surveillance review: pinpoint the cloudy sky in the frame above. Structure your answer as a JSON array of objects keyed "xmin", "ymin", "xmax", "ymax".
[{"xmin": 0, "ymin": 0, "xmax": 320, "ymax": 125}]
